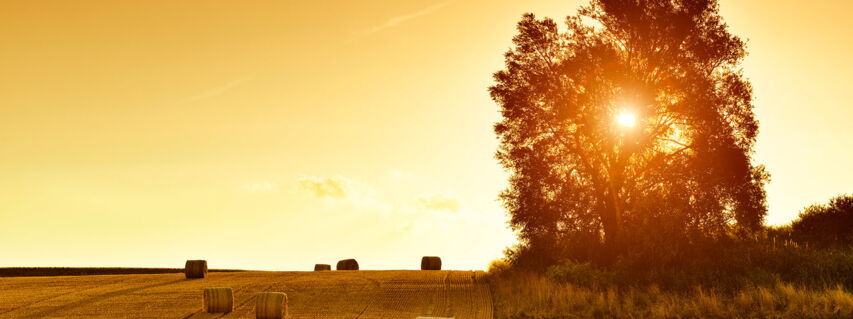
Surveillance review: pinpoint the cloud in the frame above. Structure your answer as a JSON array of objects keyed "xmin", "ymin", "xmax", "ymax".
[
  {"xmin": 241, "ymin": 181, "xmax": 278, "ymax": 193},
  {"xmin": 348, "ymin": 0, "xmax": 454, "ymax": 42},
  {"xmin": 414, "ymin": 194, "xmax": 460, "ymax": 213},
  {"xmin": 180, "ymin": 77, "xmax": 250, "ymax": 104},
  {"xmin": 294, "ymin": 175, "xmax": 464, "ymax": 216},
  {"xmin": 296, "ymin": 176, "xmax": 353, "ymax": 199}
]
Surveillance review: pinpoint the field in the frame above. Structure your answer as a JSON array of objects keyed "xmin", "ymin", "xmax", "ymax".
[
  {"xmin": 0, "ymin": 270, "xmax": 492, "ymax": 318},
  {"xmin": 0, "ymin": 268, "xmax": 244, "ymax": 277}
]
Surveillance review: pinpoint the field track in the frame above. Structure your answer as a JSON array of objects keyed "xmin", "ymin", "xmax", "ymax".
[{"xmin": 0, "ymin": 270, "xmax": 492, "ymax": 319}]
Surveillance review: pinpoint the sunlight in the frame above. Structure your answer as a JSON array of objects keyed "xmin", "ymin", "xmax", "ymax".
[
  {"xmin": 616, "ymin": 111, "xmax": 636, "ymax": 128},
  {"xmin": 661, "ymin": 125, "xmax": 691, "ymax": 153}
]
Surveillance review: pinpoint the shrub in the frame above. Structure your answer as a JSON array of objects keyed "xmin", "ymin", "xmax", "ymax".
[
  {"xmin": 513, "ymin": 240, "xmax": 853, "ymax": 292},
  {"xmin": 792, "ymin": 194, "xmax": 853, "ymax": 248},
  {"xmin": 487, "ymin": 258, "xmax": 512, "ymax": 277}
]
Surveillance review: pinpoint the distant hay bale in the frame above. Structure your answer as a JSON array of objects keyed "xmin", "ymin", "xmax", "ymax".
[
  {"xmin": 421, "ymin": 256, "xmax": 442, "ymax": 270},
  {"xmin": 336, "ymin": 259, "xmax": 359, "ymax": 270},
  {"xmin": 185, "ymin": 260, "xmax": 208, "ymax": 279},
  {"xmin": 314, "ymin": 264, "xmax": 331, "ymax": 271},
  {"xmin": 203, "ymin": 287, "xmax": 233, "ymax": 313},
  {"xmin": 255, "ymin": 292, "xmax": 287, "ymax": 319}
]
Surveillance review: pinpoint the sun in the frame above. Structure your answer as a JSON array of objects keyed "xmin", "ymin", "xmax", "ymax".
[{"xmin": 616, "ymin": 111, "xmax": 637, "ymax": 128}]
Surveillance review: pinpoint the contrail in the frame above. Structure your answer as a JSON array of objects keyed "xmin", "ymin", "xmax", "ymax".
[
  {"xmin": 180, "ymin": 77, "xmax": 251, "ymax": 104},
  {"xmin": 347, "ymin": 0, "xmax": 454, "ymax": 42}
]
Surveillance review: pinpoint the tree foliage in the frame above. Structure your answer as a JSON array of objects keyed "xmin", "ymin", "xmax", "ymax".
[
  {"xmin": 490, "ymin": 0, "xmax": 768, "ymax": 263},
  {"xmin": 792, "ymin": 195, "xmax": 853, "ymax": 248}
]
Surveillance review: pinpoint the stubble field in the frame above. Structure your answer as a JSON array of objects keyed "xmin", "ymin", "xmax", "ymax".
[{"xmin": 0, "ymin": 270, "xmax": 492, "ymax": 319}]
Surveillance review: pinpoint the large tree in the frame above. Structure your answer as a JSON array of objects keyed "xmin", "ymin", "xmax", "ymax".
[{"xmin": 490, "ymin": 0, "xmax": 768, "ymax": 262}]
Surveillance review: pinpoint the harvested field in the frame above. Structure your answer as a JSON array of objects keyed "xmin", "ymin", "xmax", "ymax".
[
  {"xmin": 0, "ymin": 270, "xmax": 492, "ymax": 319},
  {"xmin": 0, "ymin": 268, "xmax": 243, "ymax": 278}
]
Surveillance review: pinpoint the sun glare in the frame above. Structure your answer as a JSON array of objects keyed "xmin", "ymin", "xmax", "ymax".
[{"xmin": 617, "ymin": 111, "xmax": 637, "ymax": 128}]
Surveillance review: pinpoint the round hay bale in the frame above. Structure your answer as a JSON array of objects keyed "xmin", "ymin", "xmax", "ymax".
[
  {"xmin": 203, "ymin": 287, "xmax": 233, "ymax": 313},
  {"xmin": 336, "ymin": 259, "xmax": 359, "ymax": 270},
  {"xmin": 255, "ymin": 292, "xmax": 287, "ymax": 319},
  {"xmin": 185, "ymin": 260, "xmax": 208, "ymax": 279},
  {"xmin": 421, "ymin": 256, "xmax": 442, "ymax": 270},
  {"xmin": 314, "ymin": 264, "xmax": 331, "ymax": 271}
]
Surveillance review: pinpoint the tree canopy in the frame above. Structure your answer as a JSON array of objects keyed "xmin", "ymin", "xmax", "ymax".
[{"xmin": 490, "ymin": 0, "xmax": 768, "ymax": 264}]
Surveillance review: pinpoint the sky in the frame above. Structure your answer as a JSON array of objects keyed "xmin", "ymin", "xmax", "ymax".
[{"xmin": 1, "ymin": 0, "xmax": 851, "ymax": 270}]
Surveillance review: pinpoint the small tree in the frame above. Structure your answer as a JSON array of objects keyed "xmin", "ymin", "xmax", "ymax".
[
  {"xmin": 792, "ymin": 195, "xmax": 853, "ymax": 248},
  {"xmin": 490, "ymin": 0, "xmax": 768, "ymax": 264}
]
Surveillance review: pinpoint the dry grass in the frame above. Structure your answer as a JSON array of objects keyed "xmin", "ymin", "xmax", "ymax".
[
  {"xmin": 490, "ymin": 271, "xmax": 853, "ymax": 319},
  {"xmin": 0, "ymin": 270, "xmax": 491, "ymax": 318}
]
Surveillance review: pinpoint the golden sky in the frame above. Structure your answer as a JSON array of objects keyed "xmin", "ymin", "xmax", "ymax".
[{"xmin": 1, "ymin": 0, "xmax": 851, "ymax": 270}]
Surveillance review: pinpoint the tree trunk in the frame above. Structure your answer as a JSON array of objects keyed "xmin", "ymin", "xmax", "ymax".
[
  {"xmin": 599, "ymin": 166, "xmax": 626, "ymax": 265},
  {"xmin": 600, "ymin": 202, "xmax": 623, "ymax": 265}
]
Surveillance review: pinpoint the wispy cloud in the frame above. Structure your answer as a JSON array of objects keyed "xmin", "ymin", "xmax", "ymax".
[
  {"xmin": 348, "ymin": 0, "xmax": 454, "ymax": 42},
  {"xmin": 180, "ymin": 77, "xmax": 250, "ymax": 104},
  {"xmin": 294, "ymin": 175, "xmax": 393, "ymax": 218},
  {"xmin": 296, "ymin": 176, "xmax": 353, "ymax": 199},
  {"xmin": 414, "ymin": 194, "xmax": 460, "ymax": 213}
]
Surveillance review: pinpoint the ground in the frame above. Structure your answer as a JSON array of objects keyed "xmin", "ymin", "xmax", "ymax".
[{"xmin": 0, "ymin": 270, "xmax": 492, "ymax": 319}]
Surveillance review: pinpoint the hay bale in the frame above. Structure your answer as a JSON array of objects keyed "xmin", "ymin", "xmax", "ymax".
[
  {"xmin": 421, "ymin": 256, "xmax": 442, "ymax": 270},
  {"xmin": 255, "ymin": 292, "xmax": 287, "ymax": 319},
  {"xmin": 314, "ymin": 264, "xmax": 331, "ymax": 271},
  {"xmin": 185, "ymin": 260, "xmax": 208, "ymax": 279},
  {"xmin": 203, "ymin": 287, "xmax": 233, "ymax": 313},
  {"xmin": 336, "ymin": 259, "xmax": 359, "ymax": 270}
]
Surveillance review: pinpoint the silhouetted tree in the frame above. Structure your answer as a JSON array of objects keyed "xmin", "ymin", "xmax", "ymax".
[
  {"xmin": 791, "ymin": 195, "xmax": 853, "ymax": 248},
  {"xmin": 490, "ymin": 0, "xmax": 768, "ymax": 264}
]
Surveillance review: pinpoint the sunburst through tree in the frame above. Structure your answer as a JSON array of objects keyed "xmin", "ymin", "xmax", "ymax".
[{"xmin": 490, "ymin": 0, "xmax": 769, "ymax": 265}]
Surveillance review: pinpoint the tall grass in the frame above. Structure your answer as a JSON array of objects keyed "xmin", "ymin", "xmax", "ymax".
[{"xmin": 490, "ymin": 271, "xmax": 853, "ymax": 319}]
